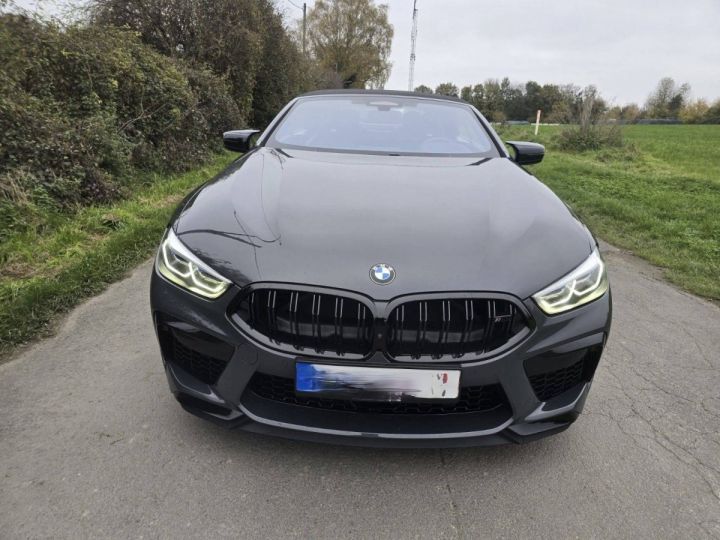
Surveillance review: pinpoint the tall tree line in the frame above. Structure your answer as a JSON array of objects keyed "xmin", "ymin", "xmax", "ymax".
[
  {"xmin": 416, "ymin": 77, "xmax": 720, "ymax": 124},
  {"xmin": 91, "ymin": 0, "xmax": 394, "ymax": 127},
  {"xmin": 421, "ymin": 79, "xmax": 608, "ymax": 124},
  {"xmin": 91, "ymin": 0, "xmax": 306, "ymax": 127}
]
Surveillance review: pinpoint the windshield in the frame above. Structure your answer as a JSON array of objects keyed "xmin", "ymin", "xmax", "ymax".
[{"xmin": 266, "ymin": 95, "xmax": 498, "ymax": 156}]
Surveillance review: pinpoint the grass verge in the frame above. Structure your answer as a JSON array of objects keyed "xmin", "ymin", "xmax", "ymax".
[
  {"xmin": 497, "ymin": 124, "xmax": 720, "ymax": 300},
  {"xmin": 0, "ymin": 152, "xmax": 235, "ymax": 357}
]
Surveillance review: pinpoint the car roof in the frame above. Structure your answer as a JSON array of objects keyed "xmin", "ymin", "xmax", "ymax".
[{"xmin": 298, "ymin": 89, "xmax": 467, "ymax": 104}]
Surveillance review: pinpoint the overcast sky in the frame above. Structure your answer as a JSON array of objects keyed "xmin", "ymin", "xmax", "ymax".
[
  {"xmin": 287, "ymin": 0, "xmax": 720, "ymax": 105},
  {"xmin": 18, "ymin": 0, "xmax": 720, "ymax": 105}
]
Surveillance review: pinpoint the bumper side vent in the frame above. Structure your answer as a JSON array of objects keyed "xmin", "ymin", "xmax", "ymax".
[
  {"xmin": 157, "ymin": 317, "xmax": 233, "ymax": 385},
  {"xmin": 525, "ymin": 346, "xmax": 602, "ymax": 402},
  {"xmin": 528, "ymin": 360, "xmax": 584, "ymax": 402}
]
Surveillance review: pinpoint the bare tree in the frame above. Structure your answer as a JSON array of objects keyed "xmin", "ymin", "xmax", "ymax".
[
  {"xmin": 305, "ymin": 0, "xmax": 393, "ymax": 89},
  {"xmin": 434, "ymin": 82, "xmax": 459, "ymax": 97},
  {"xmin": 645, "ymin": 77, "xmax": 690, "ymax": 119},
  {"xmin": 579, "ymin": 86, "xmax": 597, "ymax": 131}
]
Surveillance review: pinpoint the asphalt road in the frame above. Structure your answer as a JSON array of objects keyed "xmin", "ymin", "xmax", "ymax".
[{"xmin": 1, "ymin": 244, "xmax": 719, "ymax": 539}]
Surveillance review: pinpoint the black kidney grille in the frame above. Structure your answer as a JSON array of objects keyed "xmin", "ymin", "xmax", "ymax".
[
  {"xmin": 236, "ymin": 289, "xmax": 374, "ymax": 356},
  {"xmin": 248, "ymin": 372, "xmax": 510, "ymax": 415},
  {"xmin": 386, "ymin": 298, "xmax": 527, "ymax": 359}
]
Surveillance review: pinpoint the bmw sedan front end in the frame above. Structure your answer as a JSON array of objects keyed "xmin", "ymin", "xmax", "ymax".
[{"xmin": 150, "ymin": 90, "xmax": 611, "ymax": 447}]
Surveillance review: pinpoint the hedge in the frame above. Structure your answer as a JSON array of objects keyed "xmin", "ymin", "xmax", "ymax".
[{"xmin": 0, "ymin": 14, "xmax": 242, "ymax": 240}]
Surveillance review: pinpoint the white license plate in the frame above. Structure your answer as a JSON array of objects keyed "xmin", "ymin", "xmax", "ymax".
[{"xmin": 295, "ymin": 362, "xmax": 460, "ymax": 401}]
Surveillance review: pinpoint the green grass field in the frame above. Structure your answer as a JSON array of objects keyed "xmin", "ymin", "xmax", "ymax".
[
  {"xmin": 497, "ymin": 124, "xmax": 720, "ymax": 300},
  {"xmin": 0, "ymin": 153, "xmax": 235, "ymax": 355}
]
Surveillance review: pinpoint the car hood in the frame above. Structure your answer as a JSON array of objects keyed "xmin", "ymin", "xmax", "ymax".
[{"xmin": 174, "ymin": 147, "xmax": 594, "ymax": 300}]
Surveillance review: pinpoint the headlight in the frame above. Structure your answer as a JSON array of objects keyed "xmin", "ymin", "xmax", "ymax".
[
  {"xmin": 532, "ymin": 249, "xmax": 608, "ymax": 315},
  {"xmin": 156, "ymin": 229, "xmax": 231, "ymax": 299}
]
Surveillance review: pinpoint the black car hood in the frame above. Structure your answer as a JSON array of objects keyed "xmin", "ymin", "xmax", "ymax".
[{"xmin": 174, "ymin": 147, "xmax": 594, "ymax": 300}]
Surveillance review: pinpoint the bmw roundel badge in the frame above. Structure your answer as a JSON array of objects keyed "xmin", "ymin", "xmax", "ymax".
[{"xmin": 370, "ymin": 263, "xmax": 396, "ymax": 285}]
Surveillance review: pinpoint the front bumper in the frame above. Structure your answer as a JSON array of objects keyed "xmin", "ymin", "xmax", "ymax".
[{"xmin": 150, "ymin": 269, "xmax": 611, "ymax": 448}]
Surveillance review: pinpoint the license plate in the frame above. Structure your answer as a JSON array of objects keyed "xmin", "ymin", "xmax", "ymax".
[{"xmin": 295, "ymin": 362, "xmax": 460, "ymax": 401}]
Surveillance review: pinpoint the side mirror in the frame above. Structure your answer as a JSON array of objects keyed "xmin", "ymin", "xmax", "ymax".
[
  {"xmin": 223, "ymin": 129, "xmax": 261, "ymax": 152},
  {"xmin": 505, "ymin": 141, "xmax": 545, "ymax": 165}
]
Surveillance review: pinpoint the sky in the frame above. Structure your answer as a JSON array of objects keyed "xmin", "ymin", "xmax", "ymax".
[
  {"xmin": 16, "ymin": 0, "xmax": 720, "ymax": 106},
  {"xmin": 283, "ymin": 0, "xmax": 720, "ymax": 106}
]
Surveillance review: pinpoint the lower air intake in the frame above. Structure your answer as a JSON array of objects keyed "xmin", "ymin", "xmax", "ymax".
[{"xmin": 248, "ymin": 372, "xmax": 510, "ymax": 415}]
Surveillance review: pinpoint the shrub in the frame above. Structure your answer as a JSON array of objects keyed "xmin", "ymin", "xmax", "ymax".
[
  {"xmin": 90, "ymin": 0, "xmax": 304, "ymax": 127},
  {"xmin": 557, "ymin": 125, "xmax": 624, "ymax": 151},
  {"xmin": 704, "ymin": 99, "xmax": 720, "ymax": 124},
  {"xmin": 557, "ymin": 86, "xmax": 624, "ymax": 151},
  {"xmin": 679, "ymin": 99, "xmax": 710, "ymax": 124},
  {"xmin": 0, "ymin": 14, "xmax": 241, "ymax": 239}
]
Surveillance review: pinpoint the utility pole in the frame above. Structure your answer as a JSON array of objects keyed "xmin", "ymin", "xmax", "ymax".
[
  {"xmin": 288, "ymin": 0, "xmax": 307, "ymax": 55},
  {"xmin": 302, "ymin": 2, "xmax": 307, "ymax": 56},
  {"xmin": 408, "ymin": 0, "xmax": 418, "ymax": 91}
]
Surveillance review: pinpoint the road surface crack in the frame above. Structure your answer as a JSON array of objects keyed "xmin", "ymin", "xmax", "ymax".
[
  {"xmin": 598, "ymin": 349, "xmax": 720, "ymax": 503},
  {"xmin": 439, "ymin": 450, "xmax": 463, "ymax": 540}
]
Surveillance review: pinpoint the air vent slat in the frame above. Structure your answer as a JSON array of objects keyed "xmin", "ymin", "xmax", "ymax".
[
  {"xmin": 236, "ymin": 288, "xmax": 374, "ymax": 357},
  {"xmin": 386, "ymin": 297, "xmax": 527, "ymax": 360}
]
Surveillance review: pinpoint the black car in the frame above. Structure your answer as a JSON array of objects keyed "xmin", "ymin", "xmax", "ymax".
[{"xmin": 150, "ymin": 90, "xmax": 611, "ymax": 447}]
